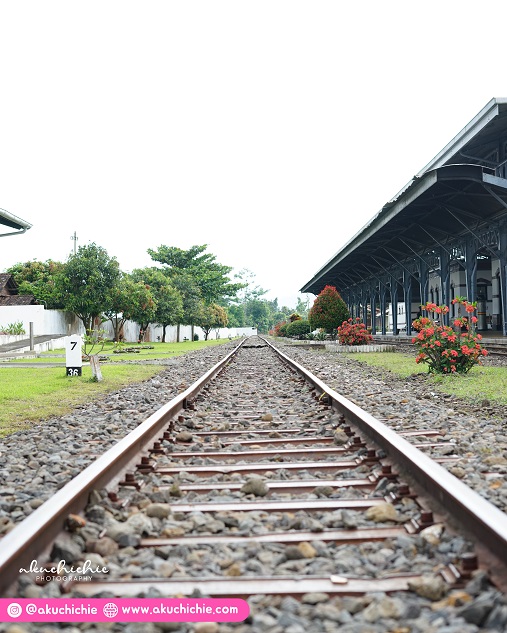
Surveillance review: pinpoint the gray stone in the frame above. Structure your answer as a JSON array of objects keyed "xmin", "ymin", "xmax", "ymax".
[
  {"xmin": 240, "ymin": 478, "xmax": 269, "ymax": 497},
  {"xmin": 50, "ymin": 535, "xmax": 83, "ymax": 563},
  {"xmin": 301, "ymin": 592, "xmax": 329, "ymax": 604},
  {"xmin": 457, "ymin": 592, "xmax": 497, "ymax": 625},
  {"xmin": 145, "ymin": 503, "xmax": 172, "ymax": 519},
  {"xmin": 85, "ymin": 536, "xmax": 118, "ymax": 557},
  {"xmin": 408, "ymin": 574, "xmax": 449, "ymax": 601},
  {"xmin": 85, "ymin": 504, "xmax": 106, "ymax": 523},
  {"xmin": 175, "ymin": 431, "xmax": 193, "ymax": 442}
]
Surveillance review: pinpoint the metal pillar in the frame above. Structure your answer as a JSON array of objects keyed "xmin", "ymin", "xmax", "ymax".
[
  {"xmin": 403, "ymin": 270, "xmax": 412, "ymax": 335},
  {"xmin": 439, "ymin": 248, "xmax": 451, "ymax": 326},
  {"xmin": 465, "ymin": 238, "xmax": 478, "ymax": 302},
  {"xmin": 379, "ymin": 287, "xmax": 387, "ymax": 335}
]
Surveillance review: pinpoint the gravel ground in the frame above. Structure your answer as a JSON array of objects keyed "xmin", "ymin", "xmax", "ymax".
[{"xmin": 1, "ymin": 338, "xmax": 507, "ymax": 633}]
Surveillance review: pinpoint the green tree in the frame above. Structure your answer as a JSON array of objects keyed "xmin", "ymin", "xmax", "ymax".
[
  {"xmin": 155, "ymin": 283, "xmax": 184, "ymax": 342},
  {"xmin": 56, "ymin": 243, "xmax": 121, "ymax": 332},
  {"xmin": 170, "ymin": 271, "xmax": 205, "ymax": 341},
  {"xmin": 309, "ymin": 285, "xmax": 349, "ymax": 334},
  {"xmin": 6, "ymin": 259, "xmax": 65, "ymax": 309},
  {"xmin": 227, "ymin": 303, "xmax": 246, "ymax": 327},
  {"xmin": 245, "ymin": 299, "xmax": 271, "ymax": 333},
  {"xmin": 233, "ymin": 268, "xmax": 268, "ymax": 302},
  {"xmin": 148, "ymin": 244, "xmax": 245, "ymax": 304},
  {"xmin": 199, "ymin": 303, "xmax": 229, "ymax": 340},
  {"xmin": 294, "ymin": 295, "xmax": 311, "ymax": 319},
  {"xmin": 104, "ymin": 277, "xmax": 157, "ymax": 341},
  {"xmin": 130, "ymin": 268, "xmax": 184, "ymax": 342}
]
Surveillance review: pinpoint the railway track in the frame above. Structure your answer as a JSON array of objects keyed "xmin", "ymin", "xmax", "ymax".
[{"xmin": 1, "ymin": 335, "xmax": 507, "ymax": 631}]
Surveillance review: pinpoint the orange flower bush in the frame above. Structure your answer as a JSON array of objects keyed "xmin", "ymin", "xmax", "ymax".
[
  {"xmin": 411, "ymin": 298, "xmax": 487, "ymax": 374},
  {"xmin": 337, "ymin": 318, "xmax": 373, "ymax": 346}
]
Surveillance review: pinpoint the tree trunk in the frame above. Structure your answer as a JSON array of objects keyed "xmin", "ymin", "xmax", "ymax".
[{"xmin": 90, "ymin": 355, "xmax": 103, "ymax": 382}]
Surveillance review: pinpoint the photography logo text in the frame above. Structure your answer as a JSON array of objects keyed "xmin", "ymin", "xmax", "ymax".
[{"xmin": 19, "ymin": 560, "xmax": 109, "ymax": 583}]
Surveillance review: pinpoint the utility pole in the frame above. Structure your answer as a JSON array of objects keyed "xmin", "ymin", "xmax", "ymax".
[{"xmin": 70, "ymin": 231, "xmax": 78, "ymax": 255}]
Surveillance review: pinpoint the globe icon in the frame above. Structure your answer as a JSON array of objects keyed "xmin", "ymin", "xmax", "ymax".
[{"xmin": 103, "ymin": 603, "xmax": 119, "ymax": 619}]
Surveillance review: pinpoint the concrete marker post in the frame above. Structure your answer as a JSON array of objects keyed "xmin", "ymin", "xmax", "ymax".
[{"xmin": 65, "ymin": 335, "xmax": 83, "ymax": 376}]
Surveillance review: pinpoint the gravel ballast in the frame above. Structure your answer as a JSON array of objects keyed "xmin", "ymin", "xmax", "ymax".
[{"xmin": 1, "ymin": 338, "xmax": 507, "ymax": 633}]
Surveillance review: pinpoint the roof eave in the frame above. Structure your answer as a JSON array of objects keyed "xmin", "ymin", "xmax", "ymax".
[
  {"xmin": 416, "ymin": 98, "xmax": 507, "ymax": 176},
  {"xmin": 300, "ymin": 171, "xmax": 438, "ymax": 293},
  {"xmin": 0, "ymin": 208, "xmax": 32, "ymax": 234}
]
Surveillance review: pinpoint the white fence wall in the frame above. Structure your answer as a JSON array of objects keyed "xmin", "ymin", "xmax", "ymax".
[
  {"xmin": 0, "ymin": 306, "xmax": 81, "ymax": 337},
  {"xmin": 0, "ymin": 306, "xmax": 257, "ymax": 342},
  {"xmin": 102, "ymin": 321, "xmax": 257, "ymax": 342}
]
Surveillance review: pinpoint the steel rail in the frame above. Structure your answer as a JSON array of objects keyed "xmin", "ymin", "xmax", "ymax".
[
  {"xmin": 0, "ymin": 338, "xmax": 245, "ymax": 596},
  {"xmin": 264, "ymin": 337, "xmax": 507, "ymax": 583}
]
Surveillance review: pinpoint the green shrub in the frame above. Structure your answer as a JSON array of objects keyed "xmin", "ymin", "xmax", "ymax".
[
  {"xmin": 285, "ymin": 319, "xmax": 311, "ymax": 338},
  {"xmin": 309, "ymin": 285, "xmax": 349, "ymax": 333}
]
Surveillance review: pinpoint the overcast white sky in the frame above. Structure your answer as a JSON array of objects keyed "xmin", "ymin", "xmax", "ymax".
[{"xmin": 0, "ymin": 1, "xmax": 505, "ymax": 308}]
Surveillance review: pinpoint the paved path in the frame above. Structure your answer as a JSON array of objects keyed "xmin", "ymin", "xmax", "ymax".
[{"xmin": 0, "ymin": 335, "xmax": 60, "ymax": 353}]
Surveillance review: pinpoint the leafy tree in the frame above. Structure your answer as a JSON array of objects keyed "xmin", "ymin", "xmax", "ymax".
[
  {"xmin": 104, "ymin": 277, "xmax": 157, "ymax": 341},
  {"xmin": 294, "ymin": 295, "xmax": 311, "ymax": 319},
  {"xmin": 199, "ymin": 303, "xmax": 228, "ymax": 340},
  {"xmin": 169, "ymin": 271, "xmax": 205, "ymax": 341},
  {"xmin": 130, "ymin": 268, "xmax": 184, "ymax": 342},
  {"xmin": 6, "ymin": 259, "xmax": 65, "ymax": 309},
  {"xmin": 244, "ymin": 299, "xmax": 271, "ymax": 333},
  {"xmin": 227, "ymin": 303, "xmax": 246, "ymax": 328},
  {"xmin": 55, "ymin": 243, "xmax": 121, "ymax": 332},
  {"xmin": 308, "ymin": 285, "xmax": 349, "ymax": 334},
  {"xmin": 154, "ymin": 283, "xmax": 184, "ymax": 342},
  {"xmin": 233, "ymin": 268, "xmax": 268, "ymax": 302},
  {"xmin": 148, "ymin": 244, "xmax": 245, "ymax": 304}
]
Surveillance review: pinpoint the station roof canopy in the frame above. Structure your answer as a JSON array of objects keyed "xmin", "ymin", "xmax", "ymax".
[
  {"xmin": 301, "ymin": 98, "xmax": 507, "ymax": 295},
  {"xmin": 0, "ymin": 208, "xmax": 32, "ymax": 235}
]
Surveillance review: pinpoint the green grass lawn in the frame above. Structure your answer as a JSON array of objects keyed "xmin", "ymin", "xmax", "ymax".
[
  {"xmin": 0, "ymin": 339, "xmax": 233, "ymax": 436},
  {"xmin": 9, "ymin": 338, "xmax": 232, "ymax": 363},
  {"xmin": 345, "ymin": 352, "xmax": 507, "ymax": 405}
]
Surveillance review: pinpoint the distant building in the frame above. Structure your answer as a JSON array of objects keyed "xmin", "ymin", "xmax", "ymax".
[{"xmin": 0, "ymin": 274, "xmax": 37, "ymax": 306}]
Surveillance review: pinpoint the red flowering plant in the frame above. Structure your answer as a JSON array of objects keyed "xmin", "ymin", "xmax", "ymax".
[
  {"xmin": 270, "ymin": 321, "xmax": 288, "ymax": 337},
  {"xmin": 411, "ymin": 298, "xmax": 488, "ymax": 374},
  {"xmin": 337, "ymin": 318, "xmax": 374, "ymax": 345}
]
